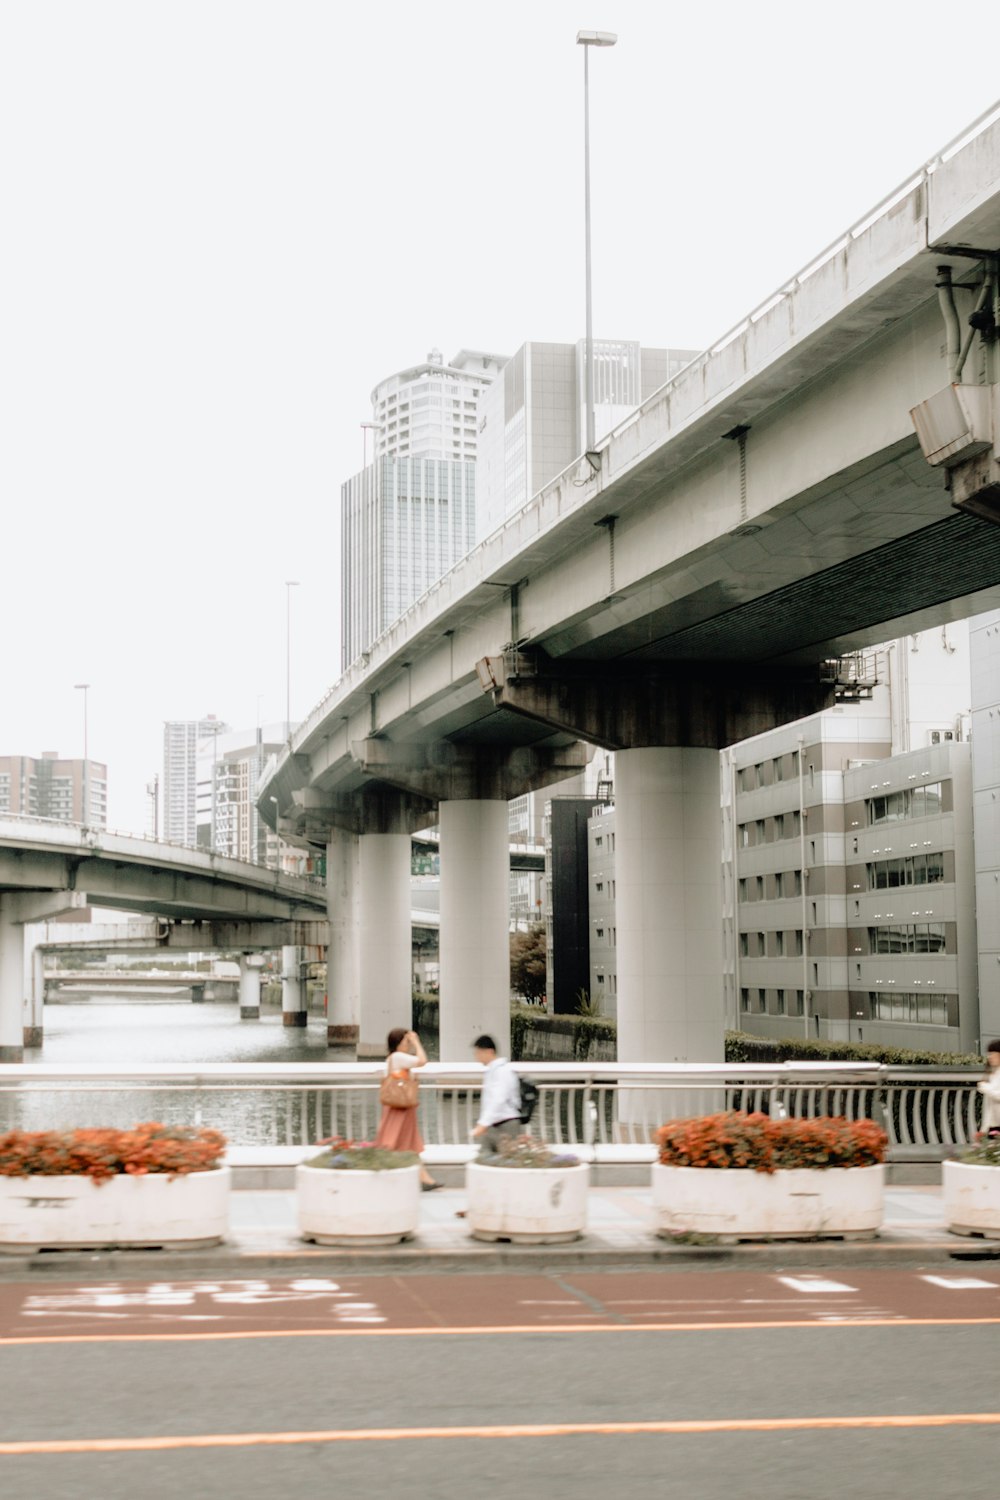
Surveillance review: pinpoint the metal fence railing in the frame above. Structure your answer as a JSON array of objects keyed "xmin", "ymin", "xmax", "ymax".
[{"xmin": 0, "ymin": 1063, "xmax": 984, "ymax": 1159}]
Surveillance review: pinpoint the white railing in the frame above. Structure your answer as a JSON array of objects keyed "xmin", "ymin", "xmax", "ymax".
[{"xmin": 0, "ymin": 1062, "xmax": 983, "ymax": 1157}]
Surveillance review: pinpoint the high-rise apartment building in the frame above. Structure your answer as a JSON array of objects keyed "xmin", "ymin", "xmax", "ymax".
[
  {"xmin": 194, "ymin": 723, "xmax": 285, "ymax": 865},
  {"xmin": 476, "ymin": 339, "xmax": 697, "ymax": 539},
  {"xmin": 162, "ymin": 718, "xmax": 225, "ymax": 845},
  {"xmin": 341, "ymin": 348, "xmax": 507, "ymax": 669},
  {"xmin": 0, "ymin": 752, "xmax": 107, "ymax": 827},
  {"xmin": 970, "ymin": 611, "xmax": 1000, "ymax": 1048}
]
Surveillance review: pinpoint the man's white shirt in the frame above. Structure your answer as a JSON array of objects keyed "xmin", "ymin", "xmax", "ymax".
[{"xmin": 477, "ymin": 1057, "xmax": 522, "ymax": 1127}]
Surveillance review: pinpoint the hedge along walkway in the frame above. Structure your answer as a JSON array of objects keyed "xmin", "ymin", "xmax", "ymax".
[{"xmin": 411, "ymin": 998, "xmax": 980, "ymax": 1067}]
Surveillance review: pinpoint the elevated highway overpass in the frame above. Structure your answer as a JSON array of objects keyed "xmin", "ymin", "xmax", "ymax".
[
  {"xmin": 262, "ymin": 102, "xmax": 1000, "ymax": 1064},
  {"xmin": 0, "ymin": 818, "xmax": 331, "ymax": 1057}
]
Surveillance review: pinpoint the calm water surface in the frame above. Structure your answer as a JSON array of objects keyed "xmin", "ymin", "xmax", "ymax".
[{"xmin": 3, "ymin": 999, "xmax": 350, "ymax": 1144}]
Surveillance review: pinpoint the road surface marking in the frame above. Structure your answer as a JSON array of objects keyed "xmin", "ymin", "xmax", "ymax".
[
  {"xmin": 3, "ymin": 1412, "xmax": 1000, "ymax": 1455},
  {"xmin": 3, "ymin": 1316, "xmax": 1000, "ymax": 1346},
  {"xmin": 775, "ymin": 1277, "xmax": 857, "ymax": 1294},
  {"xmin": 919, "ymin": 1276, "xmax": 998, "ymax": 1290}
]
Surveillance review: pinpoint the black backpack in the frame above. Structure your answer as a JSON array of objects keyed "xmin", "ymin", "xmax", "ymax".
[{"xmin": 518, "ymin": 1075, "xmax": 540, "ymax": 1126}]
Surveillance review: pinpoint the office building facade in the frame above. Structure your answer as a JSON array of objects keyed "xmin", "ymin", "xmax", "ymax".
[
  {"xmin": 341, "ymin": 348, "xmax": 506, "ymax": 669},
  {"xmin": 476, "ymin": 339, "xmax": 696, "ymax": 539},
  {"xmin": 0, "ymin": 752, "xmax": 107, "ymax": 828}
]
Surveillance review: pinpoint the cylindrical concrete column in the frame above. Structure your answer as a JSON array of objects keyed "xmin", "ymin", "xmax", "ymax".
[
  {"xmin": 439, "ymin": 799, "xmax": 510, "ymax": 1063},
  {"xmin": 0, "ymin": 902, "xmax": 25, "ymax": 1062},
  {"xmin": 359, "ymin": 832, "xmax": 412, "ymax": 1059},
  {"xmin": 281, "ymin": 945, "xmax": 307, "ymax": 1028},
  {"xmin": 615, "ymin": 747, "xmax": 724, "ymax": 1063},
  {"xmin": 24, "ymin": 940, "xmax": 44, "ymax": 1048},
  {"xmin": 239, "ymin": 956, "xmax": 261, "ymax": 1020},
  {"xmin": 326, "ymin": 828, "xmax": 360, "ymax": 1055}
]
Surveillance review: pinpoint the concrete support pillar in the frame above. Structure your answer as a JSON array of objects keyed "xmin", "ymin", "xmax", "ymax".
[
  {"xmin": 281, "ymin": 945, "xmax": 307, "ymax": 1027},
  {"xmin": 326, "ymin": 828, "xmax": 360, "ymax": 1055},
  {"xmin": 616, "ymin": 747, "xmax": 724, "ymax": 1063},
  {"xmin": 239, "ymin": 956, "xmax": 261, "ymax": 1020},
  {"xmin": 359, "ymin": 832, "xmax": 412, "ymax": 1059},
  {"xmin": 0, "ymin": 902, "xmax": 25, "ymax": 1063},
  {"xmin": 24, "ymin": 939, "xmax": 45, "ymax": 1048},
  {"xmin": 439, "ymin": 800, "xmax": 510, "ymax": 1063}
]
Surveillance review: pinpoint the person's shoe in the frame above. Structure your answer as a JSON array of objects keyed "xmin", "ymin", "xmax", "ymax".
[{"xmin": 421, "ymin": 1180, "xmax": 444, "ymax": 1192}]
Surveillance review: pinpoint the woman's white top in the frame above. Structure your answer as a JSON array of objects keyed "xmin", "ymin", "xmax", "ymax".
[{"xmin": 387, "ymin": 1051, "xmax": 418, "ymax": 1073}]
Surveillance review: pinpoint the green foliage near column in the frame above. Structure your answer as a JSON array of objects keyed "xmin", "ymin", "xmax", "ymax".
[{"xmin": 510, "ymin": 924, "xmax": 547, "ymax": 1004}]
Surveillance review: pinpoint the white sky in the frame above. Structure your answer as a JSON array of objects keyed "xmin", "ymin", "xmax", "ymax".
[{"xmin": 2, "ymin": 0, "xmax": 998, "ymax": 834}]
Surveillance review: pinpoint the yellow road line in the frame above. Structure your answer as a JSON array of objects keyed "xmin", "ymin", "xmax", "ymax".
[
  {"xmin": 3, "ymin": 1412, "xmax": 1000, "ymax": 1455},
  {"xmin": 1, "ymin": 1315, "xmax": 999, "ymax": 1347}
]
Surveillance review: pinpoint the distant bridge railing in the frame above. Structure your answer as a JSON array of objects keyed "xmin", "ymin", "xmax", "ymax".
[{"xmin": 0, "ymin": 1063, "xmax": 983, "ymax": 1159}]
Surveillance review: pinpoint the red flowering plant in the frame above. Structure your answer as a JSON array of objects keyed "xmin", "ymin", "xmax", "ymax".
[
  {"xmin": 654, "ymin": 1112, "xmax": 887, "ymax": 1174},
  {"xmin": 0, "ymin": 1124, "xmax": 227, "ymax": 1184}
]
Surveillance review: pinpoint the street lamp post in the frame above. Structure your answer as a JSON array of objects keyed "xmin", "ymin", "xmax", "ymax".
[
  {"xmin": 74, "ymin": 683, "xmax": 90, "ymax": 826},
  {"xmin": 576, "ymin": 29, "xmax": 617, "ymax": 462},
  {"xmin": 285, "ymin": 580, "xmax": 299, "ymax": 742}
]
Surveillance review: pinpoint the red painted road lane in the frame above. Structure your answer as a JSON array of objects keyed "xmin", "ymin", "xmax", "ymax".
[{"xmin": 0, "ymin": 1268, "xmax": 998, "ymax": 1340}]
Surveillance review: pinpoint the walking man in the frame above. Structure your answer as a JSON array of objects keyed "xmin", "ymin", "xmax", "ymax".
[{"xmin": 471, "ymin": 1034, "xmax": 523, "ymax": 1153}]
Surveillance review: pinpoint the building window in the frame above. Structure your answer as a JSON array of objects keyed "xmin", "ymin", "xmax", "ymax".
[
  {"xmin": 774, "ymin": 814, "xmax": 785, "ymax": 839},
  {"xmin": 793, "ymin": 989, "xmax": 804, "ymax": 1016},
  {"xmin": 739, "ymin": 933, "xmax": 749, "ymax": 958},
  {"xmin": 868, "ymin": 992, "xmax": 950, "ymax": 1025},
  {"xmin": 740, "ymin": 988, "xmax": 750, "ymax": 1012},
  {"xmin": 755, "ymin": 819, "xmax": 766, "ymax": 844},
  {"xmin": 867, "ymin": 923, "xmax": 947, "ymax": 955},
  {"xmin": 738, "ymin": 878, "xmax": 748, "ymax": 902},
  {"xmin": 867, "ymin": 853, "xmax": 946, "ymax": 889},
  {"xmin": 756, "ymin": 932, "xmax": 766, "ymax": 957},
  {"xmin": 739, "ymin": 824, "xmax": 749, "ymax": 848},
  {"xmin": 775, "ymin": 872, "xmax": 784, "ymax": 899},
  {"xmin": 775, "ymin": 988, "xmax": 786, "ymax": 1014},
  {"xmin": 776, "ymin": 931, "xmax": 785, "ymax": 956},
  {"xmin": 794, "ymin": 930, "xmax": 803, "ymax": 956},
  {"xmin": 755, "ymin": 876, "xmax": 764, "ymax": 900},
  {"xmin": 867, "ymin": 783, "xmax": 944, "ymax": 826}
]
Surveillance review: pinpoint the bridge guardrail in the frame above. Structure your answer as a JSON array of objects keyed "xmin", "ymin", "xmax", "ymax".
[{"xmin": 0, "ymin": 1062, "xmax": 983, "ymax": 1158}]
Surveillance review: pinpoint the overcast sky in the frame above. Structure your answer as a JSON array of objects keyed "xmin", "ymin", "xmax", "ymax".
[{"xmin": 2, "ymin": 0, "xmax": 997, "ymax": 834}]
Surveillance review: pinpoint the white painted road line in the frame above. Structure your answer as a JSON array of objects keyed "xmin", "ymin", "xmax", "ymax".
[
  {"xmin": 775, "ymin": 1277, "xmax": 858, "ymax": 1294},
  {"xmin": 919, "ymin": 1276, "xmax": 998, "ymax": 1291}
]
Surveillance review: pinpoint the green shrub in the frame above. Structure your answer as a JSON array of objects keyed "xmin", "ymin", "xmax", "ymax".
[{"xmin": 724, "ymin": 1030, "xmax": 980, "ymax": 1068}]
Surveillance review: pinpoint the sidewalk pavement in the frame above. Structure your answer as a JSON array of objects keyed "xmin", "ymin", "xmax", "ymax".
[{"xmin": 2, "ymin": 1183, "xmax": 996, "ymax": 1282}]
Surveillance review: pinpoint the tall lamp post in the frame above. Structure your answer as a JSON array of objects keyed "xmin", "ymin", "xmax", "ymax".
[
  {"xmin": 74, "ymin": 683, "xmax": 90, "ymax": 826},
  {"xmin": 285, "ymin": 580, "xmax": 299, "ymax": 742},
  {"xmin": 576, "ymin": 29, "xmax": 617, "ymax": 462}
]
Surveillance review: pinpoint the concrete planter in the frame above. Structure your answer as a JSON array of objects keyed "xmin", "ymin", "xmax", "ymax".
[
  {"xmin": 0, "ymin": 1168, "xmax": 230, "ymax": 1252},
  {"xmin": 943, "ymin": 1160, "xmax": 1000, "ymax": 1239},
  {"xmin": 465, "ymin": 1161, "xmax": 589, "ymax": 1244},
  {"xmin": 297, "ymin": 1163, "xmax": 421, "ymax": 1246},
  {"xmin": 652, "ymin": 1162, "xmax": 884, "ymax": 1242}
]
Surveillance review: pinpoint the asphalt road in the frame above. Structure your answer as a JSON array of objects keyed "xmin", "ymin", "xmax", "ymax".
[{"xmin": 1, "ymin": 1266, "xmax": 998, "ymax": 1500}]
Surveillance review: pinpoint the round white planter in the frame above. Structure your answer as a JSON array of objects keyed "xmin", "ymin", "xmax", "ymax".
[
  {"xmin": 465, "ymin": 1161, "xmax": 589, "ymax": 1244},
  {"xmin": 652, "ymin": 1162, "xmax": 885, "ymax": 1242},
  {"xmin": 297, "ymin": 1163, "xmax": 421, "ymax": 1246},
  {"xmin": 943, "ymin": 1160, "xmax": 1000, "ymax": 1238},
  {"xmin": 0, "ymin": 1167, "xmax": 230, "ymax": 1252}
]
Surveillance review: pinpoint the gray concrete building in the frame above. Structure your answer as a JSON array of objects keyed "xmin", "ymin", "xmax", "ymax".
[
  {"xmin": 0, "ymin": 752, "xmax": 107, "ymax": 828},
  {"xmin": 476, "ymin": 339, "xmax": 696, "ymax": 539},
  {"xmin": 970, "ymin": 611, "xmax": 1000, "ymax": 1048}
]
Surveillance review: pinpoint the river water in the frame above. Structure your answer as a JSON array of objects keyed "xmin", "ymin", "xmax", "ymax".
[{"xmin": 1, "ymin": 999, "xmax": 351, "ymax": 1145}]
